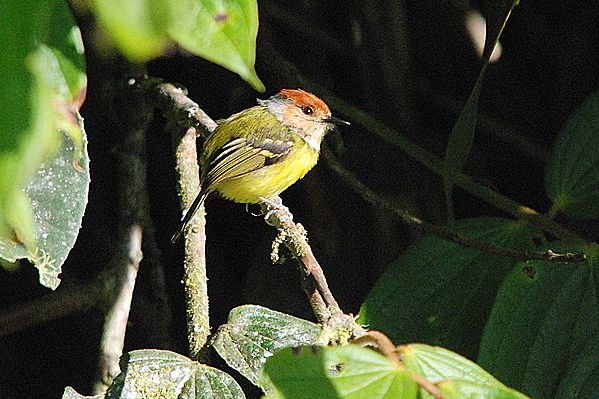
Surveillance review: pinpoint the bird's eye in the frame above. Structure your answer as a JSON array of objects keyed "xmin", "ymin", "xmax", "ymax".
[{"xmin": 301, "ymin": 105, "xmax": 314, "ymax": 115}]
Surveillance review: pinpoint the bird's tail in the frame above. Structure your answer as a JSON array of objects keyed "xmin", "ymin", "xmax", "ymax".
[{"xmin": 170, "ymin": 189, "xmax": 210, "ymax": 243}]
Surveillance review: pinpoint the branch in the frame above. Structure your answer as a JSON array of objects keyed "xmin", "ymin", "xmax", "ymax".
[
  {"xmin": 173, "ymin": 125, "xmax": 210, "ymax": 360},
  {"xmin": 0, "ymin": 280, "xmax": 102, "ymax": 337},
  {"xmin": 261, "ymin": 200, "xmax": 365, "ymax": 341},
  {"xmin": 94, "ymin": 225, "xmax": 142, "ymax": 393},
  {"xmin": 131, "ymin": 77, "xmax": 215, "ymax": 360},
  {"xmin": 323, "ymin": 147, "xmax": 586, "ymax": 263}
]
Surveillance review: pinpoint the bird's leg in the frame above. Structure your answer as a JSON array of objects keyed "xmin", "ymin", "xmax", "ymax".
[{"xmin": 259, "ymin": 196, "xmax": 293, "ymax": 225}]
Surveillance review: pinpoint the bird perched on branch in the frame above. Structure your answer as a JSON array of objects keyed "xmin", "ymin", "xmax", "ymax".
[{"xmin": 171, "ymin": 88, "xmax": 349, "ymax": 243}]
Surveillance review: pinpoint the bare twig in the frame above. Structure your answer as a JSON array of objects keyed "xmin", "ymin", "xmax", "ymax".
[
  {"xmin": 132, "ymin": 77, "xmax": 217, "ymax": 138},
  {"xmin": 94, "ymin": 225, "xmax": 143, "ymax": 393},
  {"xmin": 353, "ymin": 330, "xmax": 400, "ymax": 362},
  {"xmin": 0, "ymin": 281, "xmax": 102, "ymax": 337},
  {"xmin": 323, "ymin": 147, "xmax": 586, "ymax": 263}
]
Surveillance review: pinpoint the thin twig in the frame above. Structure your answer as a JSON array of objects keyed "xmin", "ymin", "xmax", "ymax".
[
  {"xmin": 94, "ymin": 225, "xmax": 143, "ymax": 393},
  {"xmin": 132, "ymin": 77, "xmax": 217, "ymax": 138},
  {"xmin": 323, "ymin": 147, "xmax": 587, "ymax": 263}
]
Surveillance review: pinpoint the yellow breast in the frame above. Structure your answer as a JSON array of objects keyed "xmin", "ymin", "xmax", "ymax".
[{"xmin": 213, "ymin": 142, "xmax": 319, "ymax": 203}]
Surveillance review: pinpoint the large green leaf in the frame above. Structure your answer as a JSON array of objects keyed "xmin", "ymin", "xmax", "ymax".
[
  {"xmin": 64, "ymin": 349, "xmax": 245, "ymax": 399},
  {"xmin": 546, "ymin": 90, "xmax": 599, "ymax": 219},
  {"xmin": 358, "ymin": 218, "xmax": 541, "ymax": 358},
  {"xmin": 554, "ymin": 334, "xmax": 599, "ymax": 399},
  {"xmin": 0, "ymin": 0, "xmax": 88, "ymax": 289},
  {"xmin": 169, "ymin": 0, "xmax": 264, "ymax": 91},
  {"xmin": 478, "ymin": 242, "xmax": 597, "ymax": 399},
  {"xmin": 400, "ymin": 344, "xmax": 530, "ymax": 399},
  {"xmin": 262, "ymin": 345, "xmax": 418, "ymax": 399},
  {"xmin": 263, "ymin": 344, "xmax": 530, "ymax": 399},
  {"xmin": 91, "ymin": 0, "xmax": 264, "ymax": 91},
  {"xmin": 212, "ymin": 305, "xmax": 322, "ymax": 389}
]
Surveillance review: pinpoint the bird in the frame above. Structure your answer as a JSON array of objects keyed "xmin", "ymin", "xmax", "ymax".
[{"xmin": 171, "ymin": 88, "xmax": 349, "ymax": 243}]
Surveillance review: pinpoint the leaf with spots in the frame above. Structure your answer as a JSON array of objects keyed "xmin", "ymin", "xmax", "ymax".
[
  {"xmin": 0, "ymin": 0, "xmax": 88, "ymax": 289},
  {"xmin": 64, "ymin": 350, "xmax": 245, "ymax": 399},
  {"xmin": 212, "ymin": 305, "xmax": 322, "ymax": 390},
  {"xmin": 0, "ymin": 133, "xmax": 90, "ymax": 289}
]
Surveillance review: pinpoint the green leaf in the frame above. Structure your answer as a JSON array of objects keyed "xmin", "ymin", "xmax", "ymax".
[
  {"xmin": 400, "ymin": 344, "xmax": 530, "ymax": 399},
  {"xmin": 0, "ymin": 133, "xmax": 90, "ymax": 289},
  {"xmin": 91, "ymin": 0, "xmax": 264, "ymax": 91},
  {"xmin": 554, "ymin": 334, "xmax": 599, "ymax": 399},
  {"xmin": 212, "ymin": 305, "xmax": 322, "ymax": 389},
  {"xmin": 438, "ymin": 380, "xmax": 530, "ymax": 399},
  {"xmin": 65, "ymin": 349, "xmax": 245, "ymax": 399},
  {"xmin": 478, "ymin": 242, "xmax": 597, "ymax": 398},
  {"xmin": 358, "ymin": 217, "xmax": 541, "ymax": 358},
  {"xmin": 0, "ymin": 0, "xmax": 88, "ymax": 288},
  {"xmin": 169, "ymin": 0, "xmax": 264, "ymax": 91},
  {"xmin": 545, "ymin": 89, "xmax": 599, "ymax": 219},
  {"xmin": 90, "ymin": 0, "xmax": 171, "ymax": 61},
  {"xmin": 262, "ymin": 345, "xmax": 418, "ymax": 399}
]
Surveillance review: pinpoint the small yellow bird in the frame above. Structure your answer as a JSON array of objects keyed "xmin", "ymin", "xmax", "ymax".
[{"xmin": 171, "ymin": 89, "xmax": 349, "ymax": 243}]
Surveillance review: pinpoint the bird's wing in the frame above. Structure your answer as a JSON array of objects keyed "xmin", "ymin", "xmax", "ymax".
[
  {"xmin": 204, "ymin": 135, "xmax": 294, "ymax": 187},
  {"xmin": 202, "ymin": 107, "xmax": 297, "ymax": 187}
]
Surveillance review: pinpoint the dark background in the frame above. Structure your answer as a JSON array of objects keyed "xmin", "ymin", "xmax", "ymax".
[{"xmin": 1, "ymin": 1, "xmax": 598, "ymax": 397}]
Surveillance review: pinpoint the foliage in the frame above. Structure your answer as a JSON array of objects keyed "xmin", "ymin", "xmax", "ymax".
[
  {"xmin": 2, "ymin": 0, "xmax": 598, "ymax": 398},
  {"xmin": 90, "ymin": 0, "xmax": 264, "ymax": 91},
  {"xmin": 0, "ymin": 0, "xmax": 88, "ymax": 289},
  {"xmin": 545, "ymin": 91, "xmax": 599, "ymax": 219},
  {"xmin": 358, "ymin": 218, "xmax": 544, "ymax": 358}
]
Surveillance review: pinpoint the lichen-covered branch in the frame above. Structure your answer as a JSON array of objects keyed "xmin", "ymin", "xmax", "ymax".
[{"xmin": 131, "ymin": 77, "xmax": 216, "ymax": 360}]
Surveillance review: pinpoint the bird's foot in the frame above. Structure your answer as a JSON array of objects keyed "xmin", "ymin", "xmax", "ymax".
[{"xmin": 259, "ymin": 196, "xmax": 293, "ymax": 226}]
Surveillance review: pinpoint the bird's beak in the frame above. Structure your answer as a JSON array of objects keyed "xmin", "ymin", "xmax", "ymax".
[{"xmin": 324, "ymin": 115, "xmax": 350, "ymax": 126}]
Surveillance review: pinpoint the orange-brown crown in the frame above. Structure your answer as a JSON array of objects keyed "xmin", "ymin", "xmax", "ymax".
[{"xmin": 278, "ymin": 89, "xmax": 331, "ymax": 116}]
